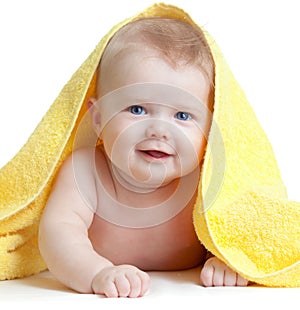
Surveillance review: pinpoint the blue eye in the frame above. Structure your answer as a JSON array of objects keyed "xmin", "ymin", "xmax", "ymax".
[
  {"xmin": 129, "ymin": 105, "xmax": 145, "ymax": 115},
  {"xmin": 175, "ymin": 111, "xmax": 191, "ymax": 121}
]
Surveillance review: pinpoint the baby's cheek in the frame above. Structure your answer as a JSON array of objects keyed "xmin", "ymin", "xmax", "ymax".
[
  {"xmin": 101, "ymin": 123, "xmax": 124, "ymax": 157},
  {"xmin": 184, "ymin": 134, "xmax": 206, "ymax": 166},
  {"xmin": 198, "ymin": 137, "xmax": 208, "ymax": 160}
]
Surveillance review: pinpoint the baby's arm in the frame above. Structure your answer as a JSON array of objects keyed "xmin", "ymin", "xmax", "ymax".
[
  {"xmin": 38, "ymin": 154, "xmax": 150, "ymax": 297},
  {"xmin": 200, "ymin": 256, "xmax": 248, "ymax": 287}
]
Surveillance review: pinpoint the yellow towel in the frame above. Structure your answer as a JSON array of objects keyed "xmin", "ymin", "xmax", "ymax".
[{"xmin": 1, "ymin": 3, "xmax": 300, "ymax": 286}]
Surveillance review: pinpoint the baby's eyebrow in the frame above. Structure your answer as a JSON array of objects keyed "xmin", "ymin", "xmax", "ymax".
[
  {"xmin": 172, "ymin": 102, "xmax": 200, "ymax": 111},
  {"xmin": 133, "ymin": 98, "xmax": 152, "ymax": 103}
]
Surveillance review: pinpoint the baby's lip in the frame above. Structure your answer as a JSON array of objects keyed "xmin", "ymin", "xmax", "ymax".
[
  {"xmin": 137, "ymin": 141, "xmax": 175, "ymax": 156},
  {"xmin": 139, "ymin": 150, "xmax": 172, "ymax": 159}
]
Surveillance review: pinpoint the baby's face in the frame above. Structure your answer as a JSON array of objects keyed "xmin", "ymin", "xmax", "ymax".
[{"xmin": 93, "ymin": 49, "xmax": 212, "ymax": 188}]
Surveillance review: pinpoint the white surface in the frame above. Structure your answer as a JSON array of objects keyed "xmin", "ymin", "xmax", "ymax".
[
  {"xmin": 1, "ymin": 0, "xmax": 300, "ymax": 306},
  {"xmin": 0, "ymin": 268, "xmax": 299, "ymax": 308}
]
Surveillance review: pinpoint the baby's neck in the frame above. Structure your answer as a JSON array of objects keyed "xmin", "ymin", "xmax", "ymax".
[
  {"xmin": 106, "ymin": 163, "xmax": 199, "ymax": 214},
  {"xmin": 109, "ymin": 162, "xmax": 180, "ymax": 208}
]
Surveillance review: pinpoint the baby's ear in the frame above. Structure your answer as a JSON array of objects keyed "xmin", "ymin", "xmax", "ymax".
[{"xmin": 87, "ymin": 98, "xmax": 101, "ymax": 136}]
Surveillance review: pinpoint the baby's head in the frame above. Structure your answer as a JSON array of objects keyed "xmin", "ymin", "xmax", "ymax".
[
  {"xmin": 97, "ymin": 17, "xmax": 214, "ymax": 96},
  {"xmin": 88, "ymin": 17, "xmax": 215, "ymax": 189}
]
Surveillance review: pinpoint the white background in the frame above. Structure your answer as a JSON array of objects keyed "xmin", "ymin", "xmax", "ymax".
[{"xmin": 0, "ymin": 0, "xmax": 299, "ymax": 200}]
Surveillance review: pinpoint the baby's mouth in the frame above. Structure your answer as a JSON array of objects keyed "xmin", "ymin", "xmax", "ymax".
[{"xmin": 139, "ymin": 150, "xmax": 171, "ymax": 159}]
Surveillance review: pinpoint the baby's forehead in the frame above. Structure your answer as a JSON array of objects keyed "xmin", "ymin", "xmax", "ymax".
[
  {"xmin": 96, "ymin": 83, "xmax": 208, "ymax": 116},
  {"xmin": 99, "ymin": 23, "xmax": 146, "ymax": 69},
  {"xmin": 98, "ymin": 17, "xmax": 214, "ymax": 80}
]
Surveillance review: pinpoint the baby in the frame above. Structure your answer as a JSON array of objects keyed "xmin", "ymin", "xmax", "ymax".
[{"xmin": 39, "ymin": 17, "xmax": 248, "ymax": 298}]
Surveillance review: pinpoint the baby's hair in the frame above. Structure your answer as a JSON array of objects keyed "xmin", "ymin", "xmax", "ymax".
[{"xmin": 98, "ymin": 17, "xmax": 215, "ymax": 94}]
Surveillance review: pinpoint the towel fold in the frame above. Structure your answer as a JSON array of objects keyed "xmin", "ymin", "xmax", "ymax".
[{"xmin": 1, "ymin": 3, "xmax": 299, "ymax": 286}]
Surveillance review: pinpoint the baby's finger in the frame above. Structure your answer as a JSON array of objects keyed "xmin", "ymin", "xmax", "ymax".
[
  {"xmin": 114, "ymin": 274, "xmax": 131, "ymax": 297},
  {"xmin": 200, "ymin": 264, "xmax": 214, "ymax": 286},
  {"xmin": 100, "ymin": 281, "xmax": 119, "ymax": 298},
  {"xmin": 223, "ymin": 268, "xmax": 239, "ymax": 286},
  {"xmin": 125, "ymin": 273, "xmax": 142, "ymax": 298},
  {"xmin": 236, "ymin": 274, "xmax": 248, "ymax": 286},
  {"xmin": 137, "ymin": 271, "xmax": 151, "ymax": 296},
  {"xmin": 211, "ymin": 266, "xmax": 225, "ymax": 286}
]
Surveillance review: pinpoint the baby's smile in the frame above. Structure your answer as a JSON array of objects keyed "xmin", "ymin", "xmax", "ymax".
[
  {"xmin": 138, "ymin": 149, "xmax": 172, "ymax": 161},
  {"xmin": 135, "ymin": 140, "xmax": 175, "ymax": 163}
]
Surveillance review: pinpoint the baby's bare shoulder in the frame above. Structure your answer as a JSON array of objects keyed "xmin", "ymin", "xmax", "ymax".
[
  {"xmin": 67, "ymin": 147, "xmax": 108, "ymax": 174},
  {"xmin": 57, "ymin": 148, "xmax": 93, "ymax": 178},
  {"xmin": 54, "ymin": 148, "xmax": 100, "ymax": 197}
]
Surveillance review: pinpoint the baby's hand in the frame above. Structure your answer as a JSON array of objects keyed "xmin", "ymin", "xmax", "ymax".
[
  {"xmin": 92, "ymin": 265, "xmax": 150, "ymax": 298},
  {"xmin": 200, "ymin": 256, "xmax": 248, "ymax": 287}
]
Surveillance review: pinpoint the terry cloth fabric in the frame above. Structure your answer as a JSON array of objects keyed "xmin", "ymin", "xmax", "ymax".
[{"xmin": 0, "ymin": 3, "xmax": 299, "ymax": 285}]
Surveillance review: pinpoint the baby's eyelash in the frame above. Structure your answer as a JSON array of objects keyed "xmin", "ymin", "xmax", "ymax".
[
  {"xmin": 127, "ymin": 105, "xmax": 193, "ymax": 121},
  {"xmin": 175, "ymin": 111, "xmax": 192, "ymax": 121},
  {"xmin": 128, "ymin": 105, "xmax": 146, "ymax": 115}
]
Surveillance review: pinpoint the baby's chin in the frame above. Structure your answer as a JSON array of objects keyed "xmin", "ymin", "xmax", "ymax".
[
  {"xmin": 131, "ymin": 168, "xmax": 181, "ymax": 184},
  {"xmin": 112, "ymin": 167, "xmax": 179, "ymax": 193},
  {"xmin": 129, "ymin": 164, "xmax": 201, "ymax": 194}
]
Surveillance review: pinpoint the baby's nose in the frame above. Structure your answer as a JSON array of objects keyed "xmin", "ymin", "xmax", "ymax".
[{"xmin": 145, "ymin": 122, "xmax": 171, "ymax": 141}]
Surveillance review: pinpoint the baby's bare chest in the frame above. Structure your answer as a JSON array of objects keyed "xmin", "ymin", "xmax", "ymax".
[{"xmin": 88, "ymin": 207, "xmax": 206, "ymax": 270}]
